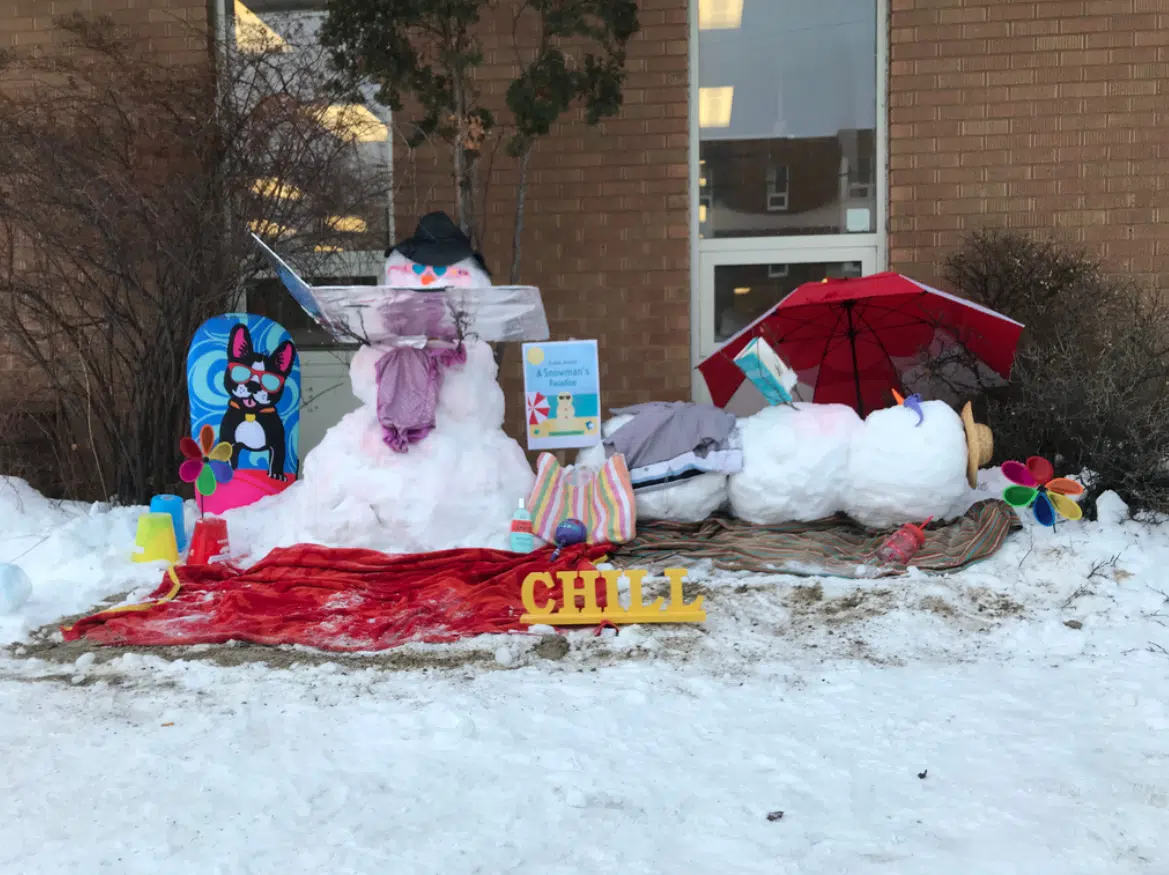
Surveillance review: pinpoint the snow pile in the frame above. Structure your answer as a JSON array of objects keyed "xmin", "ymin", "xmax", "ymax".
[
  {"xmin": 0, "ymin": 477, "xmax": 75, "ymax": 532},
  {"xmin": 4, "ymin": 473, "xmax": 1169, "ymax": 870},
  {"xmin": 0, "ymin": 478, "xmax": 157, "ymax": 643},
  {"xmin": 845, "ymin": 399, "xmax": 968, "ymax": 527},
  {"xmin": 576, "ymin": 415, "xmax": 728, "ymax": 523},
  {"xmin": 1095, "ymin": 490, "xmax": 1129, "ymax": 528},
  {"xmin": 729, "ymin": 403, "xmax": 861, "ymax": 524},
  {"xmin": 227, "ymin": 340, "xmax": 534, "ymax": 558}
]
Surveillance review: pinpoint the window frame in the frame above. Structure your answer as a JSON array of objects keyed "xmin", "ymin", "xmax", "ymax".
[{"xmin": 765, "ymin": 164, "xmax": 789, "ymax": 213}]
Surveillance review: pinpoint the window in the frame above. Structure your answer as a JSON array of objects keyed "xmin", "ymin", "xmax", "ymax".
[
  {"xmin": 766, "ymin": 165, "xmax": 789, "ymax": 212},
  {"xmin": 227, "ymin": 1, "xmax": 393, "ymax": 269},
  {"xmin": 847, "ymin": 155, "xmax": 874, "ymax": 200},
  {"xmin": 714, "ymin": 261, "xmax": 863, "ymax": 343},
  {"xmin": 695, "ymin": 0, "xmax": 879, "ymax": 238},
  {"xmin": 767, "ymin": 263, "xmax": 789, "ymax": 279}
]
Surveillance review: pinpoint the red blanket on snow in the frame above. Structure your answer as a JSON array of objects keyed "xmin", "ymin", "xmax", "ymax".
[{"xmin": 63, "ymin": 543, "xmax": 609, "ymax": 652}]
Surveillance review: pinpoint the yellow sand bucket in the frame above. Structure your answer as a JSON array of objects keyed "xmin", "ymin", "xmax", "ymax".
[{"xmin": 132, "ymin": 512, "xmax": 179, "ymax": 565}]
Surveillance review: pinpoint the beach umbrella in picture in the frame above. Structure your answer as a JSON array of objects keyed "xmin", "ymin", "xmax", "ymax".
[
  {"xmin": 525, "ymin": 392, "xmax": 552, "ymax": 427},
  {"xmin": 698, "ymin": 272, "xmax": 1024, "ymax": 416}
]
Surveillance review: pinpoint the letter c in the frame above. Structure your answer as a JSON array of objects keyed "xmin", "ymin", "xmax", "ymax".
[{"xmin": 521, "ymin": 572, "xmax": 556, "ymax": 616}]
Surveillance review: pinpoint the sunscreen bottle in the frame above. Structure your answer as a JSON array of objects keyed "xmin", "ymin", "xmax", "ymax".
[{"xmin": 510, "ymin": 499, "xmax": 535, "ymax": 553}]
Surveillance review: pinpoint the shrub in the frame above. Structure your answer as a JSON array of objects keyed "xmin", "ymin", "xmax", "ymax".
[
  {"xmin": 943, "ymin": 230, "xmax": 1169, "ymax": 518},
  {"xmin": 0, "ymin": 14, "xmax": 391, "ymax": 503}
]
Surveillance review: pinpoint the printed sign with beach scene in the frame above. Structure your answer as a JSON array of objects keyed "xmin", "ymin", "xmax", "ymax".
[
  {"xmin": 186, "ymin": 313, "xmax": 301, "ymax": 514},
  {"xmin": 522, "ymin": 340, "xmax": 601, "ymax": 450}
]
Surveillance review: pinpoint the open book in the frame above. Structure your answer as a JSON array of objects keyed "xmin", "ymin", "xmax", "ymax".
[
  {"xmin": 251, "ymin": 234, "xmax": 550, "ymax": 345},
  {"xmin": 733, "ymin": 337, "xmax": 798, "ymax": 405}
]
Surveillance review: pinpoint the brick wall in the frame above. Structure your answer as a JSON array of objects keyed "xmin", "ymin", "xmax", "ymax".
[
  {"xmin": 888, "ymin": 0, "xmax": 1169, "ymax": 287},
  {"xmin": 0, "ymin": 0, "xmax": 211, "ymax": 493},
  {"xmin": 395, "ymin": 0, "xmax": 692, "ymax": 431},
  {"xmin": 0, "ymin": 0, "xmax": 209, "ymax": 62}
]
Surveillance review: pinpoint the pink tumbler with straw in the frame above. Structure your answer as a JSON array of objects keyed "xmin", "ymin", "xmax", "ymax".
[{"xmin": 876, "ymin": 518, "xmax": 931, "ymax": 565}]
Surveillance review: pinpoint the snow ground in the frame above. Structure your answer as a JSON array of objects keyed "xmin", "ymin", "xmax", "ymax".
[{"xmin": 1, "ymin": 477, "xmax": 1168, "ymax": 873}]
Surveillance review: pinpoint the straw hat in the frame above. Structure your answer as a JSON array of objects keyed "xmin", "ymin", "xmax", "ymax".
[{"xmin": 961, "ymin": 401, "xmax": 994, "ymax": 489}]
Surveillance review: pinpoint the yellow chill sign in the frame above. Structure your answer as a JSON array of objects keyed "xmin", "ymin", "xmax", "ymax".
[{"xmin": 519, "ymin": 568, "xmax": 705, "ymax": 625}]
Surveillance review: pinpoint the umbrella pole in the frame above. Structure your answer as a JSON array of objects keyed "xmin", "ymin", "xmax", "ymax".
[{"xmin": 845, "ymin": 303, "xmax": 865, "ymax": 416}]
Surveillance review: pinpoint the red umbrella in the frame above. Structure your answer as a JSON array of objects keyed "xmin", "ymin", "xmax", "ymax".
[{"xmin": 698, "ymin": 272, "xmax": 1024, "ymax": 416}]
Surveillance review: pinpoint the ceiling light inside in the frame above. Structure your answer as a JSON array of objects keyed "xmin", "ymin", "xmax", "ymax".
[
  {"xmin": 315, "ymin": 104, "xmax": 389, "ymax": 143},
  {"xmin": 247, "ymin": 219, "xmax": 293, "ymax": 238},
  {"xmin": 698, "ymin": 0, "xmax": 744, "ymax": 30},
  {"xmin": 251, "ymin": 177, "xmax": 304, "ymax": 200},
  {"xmin": 328, "ymin": 216, "xmax": 368, "ymax": 234},
  {"xmin": 235, "ymin": 1, "xmax": 289, "ymax": 54},
  {"xmin": 698, "ymin": 87, "xmax": 733, "ymax": 128},
  {"xmin": 734, "ymin": 286, "xmax": 751, "ymax": 295}
]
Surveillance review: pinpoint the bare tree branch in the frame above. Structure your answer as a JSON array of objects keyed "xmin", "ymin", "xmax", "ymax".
[{"xmin": 0, "ymin": 13, "xmax": 392, "ymax": 502}]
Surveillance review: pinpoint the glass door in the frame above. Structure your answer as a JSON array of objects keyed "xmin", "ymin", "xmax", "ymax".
[
  {"xmin": 689, "ymin": 0, "xmax": 888, "ymax": 404},
  {"xmin": 693, "ymin": 247, "xmax": 878, "ymax": 408}
]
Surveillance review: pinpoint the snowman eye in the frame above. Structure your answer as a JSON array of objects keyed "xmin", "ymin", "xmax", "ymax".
[{"xmin": 411, "ymin": 263, "xmax": 425, "ymax": 275}]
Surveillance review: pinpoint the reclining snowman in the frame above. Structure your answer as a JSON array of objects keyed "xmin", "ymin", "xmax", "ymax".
[{"xmin": 578, "ymin": 383, "xmax": 994, "ymax": 530}]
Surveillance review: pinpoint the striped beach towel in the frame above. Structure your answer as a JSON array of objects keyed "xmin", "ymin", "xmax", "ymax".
[
  {"xmin": 613, "ymin": 500, "xmax": 1019, "ymax": 579},
  {"xmin": 528, "ymin": 452, "xmax": 637, "ymax": 545}
]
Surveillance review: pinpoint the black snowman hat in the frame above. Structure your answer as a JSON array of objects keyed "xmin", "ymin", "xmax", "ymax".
[{"xmin": 386, "ymin": 211, "xmax": 491, "ymax": 275}]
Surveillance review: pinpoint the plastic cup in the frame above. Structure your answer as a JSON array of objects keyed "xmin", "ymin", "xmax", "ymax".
[
  {"xmin": 150, "ymin": 494, "xmax": 187, "ymax": 552},
  {"xmin": 188, "ymin": 517, "xmax": 230, "ymax": 566},
  {"xmin": 132, "ymin": 512, "xmax": 180, "ymax": 565}
]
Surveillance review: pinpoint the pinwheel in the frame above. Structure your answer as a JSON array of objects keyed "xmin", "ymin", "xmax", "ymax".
[
  {"xmin": 179, "ymin": 425, "xmax": 235, "ymax": 497},
  {"xmin": 1001, "ymin": 456, "xmax": 1084, "ymax": 527}
]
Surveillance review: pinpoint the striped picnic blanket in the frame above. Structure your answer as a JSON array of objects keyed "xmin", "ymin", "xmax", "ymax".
[{"xmin": 613, "ymin": 500, "xmax": 1020, "ymax": 578}]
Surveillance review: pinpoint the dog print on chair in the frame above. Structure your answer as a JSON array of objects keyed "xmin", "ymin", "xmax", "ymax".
[
  {"xmin": 187, "ymin": 314, "xmax": 301, "ymax": 514},
  {"xmin": 220, "ymin": 324, "xmax": 295, "ymax": 480}
]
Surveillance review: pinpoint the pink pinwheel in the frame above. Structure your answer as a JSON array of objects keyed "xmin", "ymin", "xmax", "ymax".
[
  {"xmin": 179, "ymin": 425, "xmax": 234, "ymax": 497},
  {"xmin": 1001, "ymin": 456, "xmax": 1084, "ymax": 527}
]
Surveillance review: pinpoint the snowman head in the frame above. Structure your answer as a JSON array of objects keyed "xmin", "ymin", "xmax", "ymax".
[
  {"xmin": 385, "ymin": 250, "xmax": 491, "ymax": 289},
  {"xmin": 384, "ymin": 211, "xmax": 492, "ymax": 289}
]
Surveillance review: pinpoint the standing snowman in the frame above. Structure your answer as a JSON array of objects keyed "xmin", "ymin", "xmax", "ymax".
[{"xmin": 240, "ymin": 212, "xmax": 536, "ymax": 555}]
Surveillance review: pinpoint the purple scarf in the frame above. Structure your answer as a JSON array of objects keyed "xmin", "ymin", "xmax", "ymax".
[{"xmin": 373, "ymin": 295, "xmax": 465, "ymax": 452}]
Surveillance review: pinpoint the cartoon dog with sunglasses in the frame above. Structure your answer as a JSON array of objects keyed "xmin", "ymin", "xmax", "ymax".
[{"xmin": 219, "ymin": 324, "xmax": 297, "ymax": 481}]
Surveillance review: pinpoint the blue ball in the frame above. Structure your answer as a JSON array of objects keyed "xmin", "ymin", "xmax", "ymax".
[
  {"xmin": 554, "ymin": 519, "xmax": 588, "ymax": 548},
  {"xmin": 0, "ymin": 563, "xmax": 32, "ymax": 614}
]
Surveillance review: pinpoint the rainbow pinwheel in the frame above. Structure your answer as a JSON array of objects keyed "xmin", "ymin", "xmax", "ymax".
[
  {"xmin": 179, "ymin": 425, "xmax": 234, "ymax": 497},
  {"xmin": 1001, "ymin": 456, "xmax": 1084, "ymax": 527}
]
